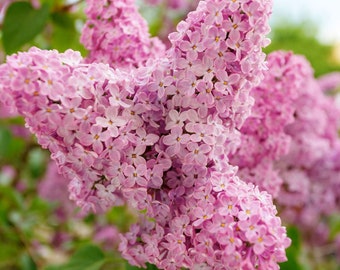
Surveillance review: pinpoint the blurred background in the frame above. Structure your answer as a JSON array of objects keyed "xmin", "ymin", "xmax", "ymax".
[{"xmin": 268, "ymin": 0, "xmax": 340, "ymax": 76}]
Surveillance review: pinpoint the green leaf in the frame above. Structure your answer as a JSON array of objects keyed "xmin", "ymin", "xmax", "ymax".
[
  {"xmin": 51, "ymin": 11, "xmax": 75, "ymax": 28},
  {"xmin": 19, "ymin": 253, "xmax": 37, "ymax": 270},
  {"xmin": 0, "ymin": 244, "xmax": 20, "ymax": 269},
  {"xmin": 106, "ymin": 206, "xmax": 137, "ymax": 231},
  {"xmin": 50, "ymin": 12, "xmax": 87, "ymax": 55},
  {"xmin": 329, "ymin": 214, "xmax": 340, "ymax": 239},
  {"xmin": 27, "ymin": 148, "xmax": 48, "ymax": 179},
  {"xmin": 45, "ymin": 245, "xmax": 105, "ymax": 270},
  {"xmin": 0, "ymin": 125, "xmax": 26, "ymax": 165},
  {"xmin": 280, "ymin": 226, "xmax": 304, "ymax": 270},
  {"xmin": 0, "ymin": 126, "xmax": 12, "ymax": 160},
  {"xmin": 2, "ymin": 2, "xmax": 50, "ymax": 54}
]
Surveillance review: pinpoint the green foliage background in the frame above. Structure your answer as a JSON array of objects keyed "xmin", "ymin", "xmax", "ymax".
[{"xmin": 265, "ymin": 20, "xmax": 340, "ymax": 77}]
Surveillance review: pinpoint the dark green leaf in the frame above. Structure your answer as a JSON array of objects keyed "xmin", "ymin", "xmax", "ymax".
[
  {"xmin": 0, "ymin": 126, "xmax": 12, "ymax": 160},
  {"xmin": 329, "ymin": 215, "xmax": 340, "ymax": 239},
  {"xmin": 50, "ymin": 12, "xmax": 86, "ymax": 54},
  {"xmin": 279, "ymin": 226, "xmax": 304, "ymax": 270},
  {"xmin": 0, "ymin": 244, "xmax": 20, "ymax": 269},
  {"xmin": 20, "ymin": 253, "xmax": 37, "ymax": 270},
  {"xmin": 45, "ymin": 245, "xmax": 105, "ymax": 270},
  {"xmin": 27, "ymin": 148, "xmax": 48, "ymax": 179},
  {"xmin": 2, "ymin": 2, "xmax": 50, "ymax": 54},
  {"xmin": 51, "ymin": 11, "xmax": 75, "ymax": 28},
  {"xmin": 0, "ymin": 125, "xmax": 26, "ymax": 165}
]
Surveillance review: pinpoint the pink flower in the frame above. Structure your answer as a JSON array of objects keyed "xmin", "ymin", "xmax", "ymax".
[
  {"xmin": 135, "ymin": 128, "xmax": 159, "ymax": 146},
  {"xmin": 205, "ymin": 1, "xmax": 226, "ymax": 24},
  {"xmin": 196, "ymin": 80, "xmax": 215, "ymax": 106},
  {"xmin": 147, "ymin": 69, "xmax": 173, "ymax": 98},
  {"xmin": 125, "ymin": 145, "xmax": 147, "ymax": 166},
  {"xmin": 192, "ymin": 202, "xmax": 214, "ymax": 227},
  {"xmin": 0, "ymin": 1, "xmax": 292, "ymax": 270},
  {"xmin": 217, "ymin": 227, "xmax": 242, "ymax": 255},
  {"xmin": 215, "ymin": 70, "xmax": 240, "ymax": 94},
  {"xmin": 78, "ymin": 125, "xmax": 109, "ymax": 154},
  {"xmin": 164, "ymin": 233, "xmax": 187, "ymax": 252},
  {"xmin": 96, "ymin": 107, "xmax": 127, "ymax": 137},
  {"xmin": 184, "ymin": 142, "xmax": 211, "ymax": 165},
  {"xmin": 250, "ymin": 225, "xmax": 276, "ymax": 255},
  {"xmin": 165, "ymin": 110, "xmax": 187, "ymax": 130},
  {"xmin": 163, "ymin": 126, "xmax": 190, "ymax": 156},
  {"xmin": 179, "ymin": 30, "xmax": 205, "ymax": 61},
  {"xmin": 123, "ymin": 164, "xmax": 148, "ymax": 188},
  {"xmin": 206, "ymin": 213, "xmax": 234, "ymax": 233}
]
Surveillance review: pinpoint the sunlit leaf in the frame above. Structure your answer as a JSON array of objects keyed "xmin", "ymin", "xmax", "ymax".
[
  {"xmin": 280, "ymin": 226, "xmax": 304, "ymax": 270},
  {"xmin": 45, "ymin": 245, "xmax": 105, "ymax": 270},
  {"xmin": 2, "ymin": 2, "xmax": 50, "ymax": 54}
]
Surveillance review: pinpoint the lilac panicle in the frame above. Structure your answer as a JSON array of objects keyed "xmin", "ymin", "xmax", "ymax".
[
  {"xmin": 275, "ymin": 60, "xmax": 340, "ymax": 242},
  {"xmin": 229, "ymin": 50, "xmax": 340, "ymax": 244},
  {"xmin": 81, "ymin": 0, "xmax": 166, "ymax": 69},
  {"xmin": 0, "ymin": 0, "xmax": 291, "ymax": 269},
  {"xmin": 317, "ymin": 71, "xmax": 340, "ymax": 92},
  {"xmin": 229, "ymin": 51, "xmax": 312, "ymax": 197}
]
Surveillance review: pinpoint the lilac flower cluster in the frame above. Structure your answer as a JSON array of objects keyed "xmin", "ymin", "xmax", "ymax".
[
  {"xmin": 275, "ymin": 63, "xmax": 340, "ymax": 240},
  {"xmin": 317, "ymin": 71, "xmax": 340, "ymax": 92},
  {"xmin": 38, "ymin": 161, "xmax": 77, "ymax": 220},
  {"xmin": 228, "ymin": 49, "xmax": 340, "ymax": 243},
  {"xmin": 120, "ymin": 175, "xmax": 291, "ymax": 269},
  {"xmin": 117, "ymin": 3, "xmax": 290, "ymax": 267},
  {"xmin": 81, "ymin": 0, "xmax": 165, "ymax": 69},
  {"xmin": 0, "ymin": 0, "xmax": 292, "ymax": 269},
  {"xmin": 229, "ymin": 51, "xmax": 312, "ymax": 197},
  {"xmin": 144, "ymin": 0, "xmax": 197, "ymax": 11}
]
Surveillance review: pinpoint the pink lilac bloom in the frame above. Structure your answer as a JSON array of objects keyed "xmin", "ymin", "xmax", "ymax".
[
  {"xmin": 120, "ymin": 175, "xmax": 291, "ymax": 270},
  {"xmin": 273, "ymin": 58, "xmax": 340, "ymax": 244},
  {"xmin": 141, "ymin": 0, "xmax": 201, "ymax": 47},
  {"xmin": 317, "ymin": 71, "xmax": 340, "ymax": 92},
  {"xmin": 38, "ymin": 161, "xmax": 77, "ymax": 220},
  {"xmin": 94, "ymin": 225, "xmax": 120, "ymax": 250},
  {"xmin": 81, "ymin": 0, "xmax": 166, "ymax": 69},
  {"xmin": 118, "ymin": 0, "xmax": 289, "ymax": 269},
  {"xmin": 229, "ymin": 50, "xmax": 340, "ymax": 246},
  {"xmin": 0, "ymin": 0, "xmax": 291, "ymax": 269},
  {"xmin": 229, "ymin": 51, "xmax": 311, "ymax": 197}
]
